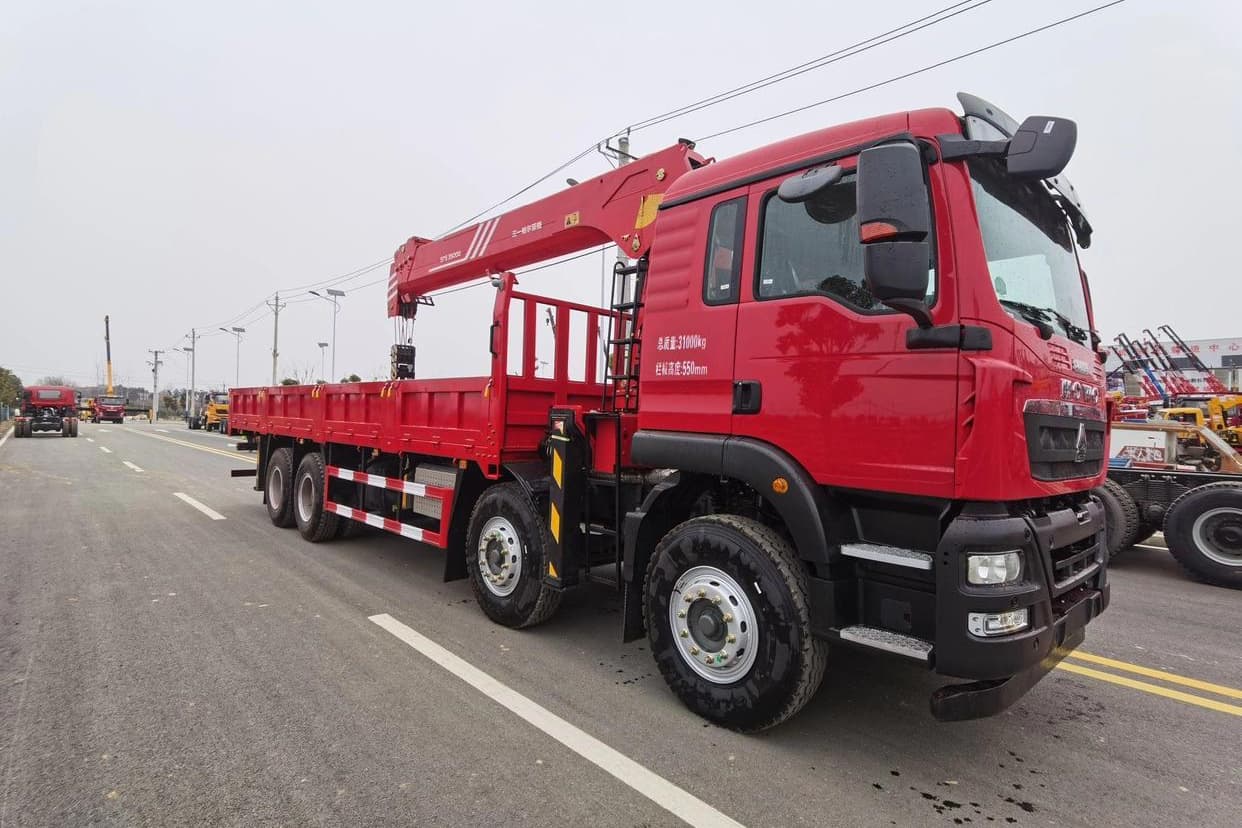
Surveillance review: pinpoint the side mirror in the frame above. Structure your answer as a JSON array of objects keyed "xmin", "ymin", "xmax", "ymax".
[
  {"xmin": 857, "ymin": 143, "xmax": 932, "ymax": 328},
  {"xmin": 1006, "ymin": 115, "xmax": 1077, "ymax": 180}
]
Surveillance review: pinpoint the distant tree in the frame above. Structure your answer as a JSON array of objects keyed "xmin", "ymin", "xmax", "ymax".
[
  {"xmin": 0, "ymin": 367, "xmax": 23, "ymax": 405},
  {"xmin": 280, "ymin": 377, "xmax": 299, "ymax": 386},
  {"xmin": 36, "ymin": 375, "xmax": 79, "ymax": 387},
  {"xmin": 341, "ymin": 373, "xmax": 362, "ymax": 383}
]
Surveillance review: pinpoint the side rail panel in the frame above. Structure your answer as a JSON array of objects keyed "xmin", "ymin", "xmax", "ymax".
[{"xmin": 324, "ymin": 465, "xmax": 455, "ymax": 548}]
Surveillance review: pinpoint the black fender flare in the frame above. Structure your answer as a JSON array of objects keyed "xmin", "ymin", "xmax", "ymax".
[{"xmin": 628, "ymin": 431, "xmax": 834, "ymax": 568}]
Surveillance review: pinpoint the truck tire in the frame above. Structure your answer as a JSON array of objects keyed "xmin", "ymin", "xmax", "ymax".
[
  {"xmin": 61, "ymin": 420, "xmax": 70, "ymax": 438},
  {"xmin": 70, "ymin": 418, "xmax": 79, "ymax": 438},
  {"xmin": 1163, "ymin": 482, "xmax": 1242, "ymax": 589},
  {"xmin": 644, "ymin": 515, "xmax": 827, "ymax": 732},
  {"xmin": 1096, "ymin": 479, "xmax": 1140, "ymax": 558},
  {"xmin": 294, "ymin": 452, "xmax": 339, "ymax": 542},
  {"xmin": 465, "ymin": 482, "xmax": 562, "ymax": 629},
  {"xmin": 13, "ymin": 422, "xmax": 24, "ymax": 438},
  {"xmin": 265, "ymin": 447, "xmax": 296, "ymax": 528}
]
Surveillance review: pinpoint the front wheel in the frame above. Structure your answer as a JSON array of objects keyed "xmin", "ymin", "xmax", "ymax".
[
  {"xmin": 645, "ymin": 515, "xmax": 826, "ymax": 732},
  {"xmin": 465, "ymin": 483, "xmax": 562, "ymax": 628},
  {"xmin": 1164, "ymin": 482, "xmax": 1242, "ymax": 589}
]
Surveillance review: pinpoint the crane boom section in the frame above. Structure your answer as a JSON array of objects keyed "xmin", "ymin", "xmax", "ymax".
[{"xmin": 388, "ymin": 142, "xmax": 704, "ymax": 317}]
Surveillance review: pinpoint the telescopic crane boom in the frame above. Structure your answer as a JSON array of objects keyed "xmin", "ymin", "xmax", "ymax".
[
  {"xmin": 104, "ymin": 315, "xmax": 114, "ymax": 395},
  {"xmin": 1159, "ymin": 324, "xmax": 1229, "ymax": 393},
  {"xmin": 387, "ymin": 141, "xmax": 705, "ymax": 317}
]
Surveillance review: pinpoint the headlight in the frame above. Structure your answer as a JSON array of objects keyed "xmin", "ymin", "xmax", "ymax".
[
  {"xmin": 967, "ymin": 552, "xmax": 1022, "ymax": 585},
  {"xmin": 968, "ymin": 609, "xmax": 1030, "ymax": 637}
]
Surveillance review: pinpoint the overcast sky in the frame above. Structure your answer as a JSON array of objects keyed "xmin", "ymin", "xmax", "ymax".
[{"xmin": 3, "ymin": 0, "xmax": 1239, "ymax": 390}]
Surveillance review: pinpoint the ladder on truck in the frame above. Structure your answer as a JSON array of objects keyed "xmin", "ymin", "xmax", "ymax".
[{"xmin": 576, "ymin": 256, "xmax": 650, "ymax": 589}]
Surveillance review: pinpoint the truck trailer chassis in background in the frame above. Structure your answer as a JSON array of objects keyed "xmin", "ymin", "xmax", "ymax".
[
  {"xmin": 230, "ymin": 93, "xmax": 1110, "ymax": 730},
  {"xmin": 13, "ymin": 386, "xmax": 80, "ymax": 438}
]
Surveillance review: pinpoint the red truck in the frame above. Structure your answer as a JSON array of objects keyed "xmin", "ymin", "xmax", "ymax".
[
  {"xmin": 90, "ymin": 395, "xmax": 126, "ymax": 424},
  {"xmin": 231, "ymin": 93, "xmax": 1109, "ymax": 730},
  {"xmin": 14, "ymin": 386, "xmax": 80, "ymax": 438}
]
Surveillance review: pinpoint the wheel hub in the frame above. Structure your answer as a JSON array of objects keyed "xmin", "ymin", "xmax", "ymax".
[
  {"xmin": 668, "ymin": 566, "xmax": 757, "ymax": 684},
  {"xmin": 477, "ymin": 516, "xmax": 522, "ymax": 597},
  {"xmin": 1194, "ymin": 507, "xmax": 1242, "ymax": 566}
]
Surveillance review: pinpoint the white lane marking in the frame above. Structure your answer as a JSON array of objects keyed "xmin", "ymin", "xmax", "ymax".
[
  {"xmin": 155, "ymin": 428, "xmax": 169, "ymax": 433},
  {"xmin": 368, "ymin": 613, "xmax": 743, "ymax": 828},
  {"xmin": 99, "ymin": 446, "xmax": 113, "ymax": 454},
  {"xmin": 98, "ymin": 428, "xmax": 112, "ymax": 433},
  {"xmin": 86, "ymin": 438, "xmax": 95, "ymax": 443},
  {"xmin": 123, "ymin": 461, "xmax": 145, "ymax": 472},
  {"xmin": 173, "ymin": 492, "xmax": 226, "ymax": 520},
  {"xmin": 0, "ymin": 426, "xmax": 12, "ymax": 450},
  {"xmin": 1135, "ymin": 543, "xmax": 1169, "ymax": 552}
]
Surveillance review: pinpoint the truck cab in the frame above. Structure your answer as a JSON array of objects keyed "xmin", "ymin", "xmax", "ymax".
[
  {"xmin": 190, "ymin": 392, "xmax": 230, "ymax": 431},
  {"xmin": 92, "ymin": 395, "xmax": 126, "ymax": 424},
  {"xmin": 629, "ymin": 94, "xmax": 1107, "ymax": 720}
]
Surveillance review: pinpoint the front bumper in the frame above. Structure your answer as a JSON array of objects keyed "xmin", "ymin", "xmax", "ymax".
[
  {"xmin": 930, "ymin": 584, "xmax": 1103, "ymax": 720},
  {"xmin": 928, "ymin": 496, "xmax": 1109, "ymax": 719}
]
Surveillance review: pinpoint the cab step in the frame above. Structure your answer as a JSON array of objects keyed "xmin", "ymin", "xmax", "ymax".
[
  {"xmin": 837, "ymin": 625, "xmax": 933, "ymax": 662},
  {"xmin": 840, "ymin": 542, "xmax": 933, "ymax": 570}
]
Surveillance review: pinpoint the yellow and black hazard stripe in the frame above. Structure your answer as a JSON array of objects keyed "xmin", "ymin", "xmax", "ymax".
[{"xmin": 545, "ymin": 409, "xmax": 587, "ymax": 588}]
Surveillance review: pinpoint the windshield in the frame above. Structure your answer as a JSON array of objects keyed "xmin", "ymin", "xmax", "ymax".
[
  {"xmin": 212, "ymin": 394, "xmax": 229, "ymax": 404},
  {"xmin": 968, "ymin": 158, "xmax": 1089, "ymax": 344},
  {"xmin": 99, "ymin": 396, "xmax": 124, "ymax": 405}
]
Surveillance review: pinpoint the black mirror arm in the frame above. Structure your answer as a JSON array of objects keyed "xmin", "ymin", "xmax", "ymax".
[
  {"xmin": 937, "ymin": 134, "xmax": 1008, "ymax": 162},
  {"xmin": 885, "ymin": 298, "xmax": 933, "ymax": 329}
]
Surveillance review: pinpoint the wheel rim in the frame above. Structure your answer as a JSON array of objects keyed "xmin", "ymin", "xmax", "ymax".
[
  {"xmin": 477, "ymin": 516, "xmax": 522, "ymax": 597},
  {"xmin": 669, "ymin": 566, "xmax": 758, "ymax": 685},
  {"xmin": 268, "ymin": 465, "xmax": 284, "ymax": 510},
  {"xmin": 1191, "ymin": 506, "xmax": 1242, "ymax": 567},
  {"xmin": 296, "ymin": 472, "xmax": 316, "ymax": 524}
]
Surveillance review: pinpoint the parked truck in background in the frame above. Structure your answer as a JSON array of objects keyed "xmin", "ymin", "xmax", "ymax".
[
  {"xmin": 230, "ymin": 93, "xmax": 1109, "ymax": 730},
  {"xmin": 189, "ymin": 392, "xmax": 229, "ymax": 431},
  {"xmin": 13, "ymin": 386, "xmax": 80, "ymax": 438},
  {"xmin": 90, "ymin": 395, "xmax": 126, "ymax": 424}
]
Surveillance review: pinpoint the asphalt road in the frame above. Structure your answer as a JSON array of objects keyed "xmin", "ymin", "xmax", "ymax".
[{"xmin": 1, "ymin": 421, "xmax": 1239, "ymax": 827}]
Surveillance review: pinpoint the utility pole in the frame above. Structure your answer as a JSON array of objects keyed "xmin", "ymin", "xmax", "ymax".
[
  {"xmin": 613, "ymin": 131, "xmax": 634, "ymax": 307},
  {"xmin": 148, "ymin": 349, "xmax": 164, "ymax": 421},
  {"xmin": 268, "ymin": 292, "xmax": 286, "ymax": 385},
  {"xmin": 186, "ymin": 328, "xmax": 198, "ymax": 423}
]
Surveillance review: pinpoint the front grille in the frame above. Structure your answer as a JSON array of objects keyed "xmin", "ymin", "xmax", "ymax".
[
  {"xmin": 1049, "ymin": 534, "xmax": 1099, "ymax": 590},
  {"xmin": 1024, "ymin": 413, "xmax": 1106, "ymax": 481}
]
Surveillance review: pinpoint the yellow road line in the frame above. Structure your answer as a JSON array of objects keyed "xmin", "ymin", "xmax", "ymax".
[
  {"xmin": 1057, "ymin": 662, "xmax": 1242, "ymax": 717},
  {"xmin": 131, "ymin": 429, "xmax": 256, "ymax": 463},
  {"xmin": 1067, "ymin": 651, "xmax": 1242, "ymax": 700}
]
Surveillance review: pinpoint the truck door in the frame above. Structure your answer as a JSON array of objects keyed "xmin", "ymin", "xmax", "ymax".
[
  {"xmin": 639, "ymin": 191, "xmax": 747, "ymax": 435},
  {"xmin": 730, "ymin": 158, "xmax": 959, "ymax": 499}
]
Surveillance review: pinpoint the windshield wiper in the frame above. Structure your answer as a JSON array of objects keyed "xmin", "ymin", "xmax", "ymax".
[{"xmin": 998, "ymin": 300, "xmax": 1087, "ymax": 345}]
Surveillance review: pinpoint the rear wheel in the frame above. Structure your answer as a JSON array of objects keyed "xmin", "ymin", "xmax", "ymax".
[
  {"xmin": 61, "ymin": 420, "xmax": 70, "ymax": 438},
  {"xmin": 265, "ymin": 447, "xmax": 296, "ymax": 527},
  {"xmin": 645, "ymin": 515, "xmax": 827, "ymax": 731},
  {"xmin": 70, "ymin": 418, "xmax": 79, "ymax": 438},
  {"xmin": 294, "ymin": 452, "xmax": 339, "ymax": 542},
  {"xmin": 465, "ymin": 483, "xmax": 562, "ymax": 628},
  {"xmin": 1164, "ymin": 482, "xmax": 1242, "ymax": 589},
  {"xmin": 1096, "ymin": 479, "xmax": 1139, "ymax": 558}
]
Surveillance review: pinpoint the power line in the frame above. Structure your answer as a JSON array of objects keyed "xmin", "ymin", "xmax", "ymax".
[
  {"xmin": 698, "ymin": 0, "xmax": 1128, "ymax": 142},
  {"xmin": 625, "ymin": 0, "xmax": 992, "ymax": 135},
  {"xmin": 277, "ymin": 257, "xmax": 392, "ymax": 294}
]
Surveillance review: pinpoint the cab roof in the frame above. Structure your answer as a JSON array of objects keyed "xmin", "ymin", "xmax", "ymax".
[{"xmin": 663, "ymin": 107, "xmax": 962, "ymax": 207}]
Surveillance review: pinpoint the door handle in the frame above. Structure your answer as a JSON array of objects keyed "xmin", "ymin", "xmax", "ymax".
[{"xmin": 732, "ymin": 380, "xmax": 762, "ymax": 415}]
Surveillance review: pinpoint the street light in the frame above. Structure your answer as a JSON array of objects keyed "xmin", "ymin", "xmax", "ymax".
[
  {"xmin": 220, "ymin": 326, "xmax": 245, "ymax": 386},
  {"xmin": 317, "ymin": 342, "xmax": 329, "ymax": 382},
  {"xmin": 177, "ymin": 346, "xmax": 193, "ymax": 418},
  {"xmin": 309, "ymin": 288, "xmax": 345, "ymax": 380}
]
